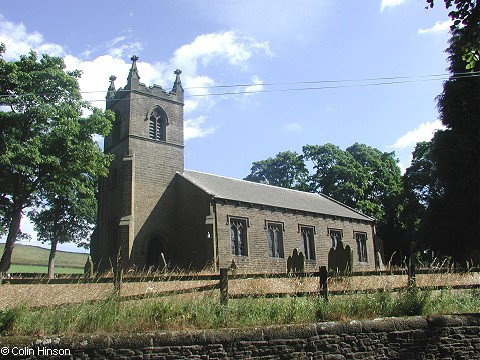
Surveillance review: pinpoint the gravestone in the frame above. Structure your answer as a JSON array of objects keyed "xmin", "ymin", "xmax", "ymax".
[
  {"xmin": 287, "ymin": 248, "xmax": 305, "ymax": 275},
  {"xmin": 328, "ymin": 240, "xmax": 352, "ymax": 274}
]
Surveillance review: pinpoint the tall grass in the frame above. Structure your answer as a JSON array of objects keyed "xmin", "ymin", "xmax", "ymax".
[
  {"xmin": 314, "ymin": 288, "xmax": 431, "ymax": 321},
  {"xmin": 1, "ymin": 288, "xmax": 479, "ymax": 336}
]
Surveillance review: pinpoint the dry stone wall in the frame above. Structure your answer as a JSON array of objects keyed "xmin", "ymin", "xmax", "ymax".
[{"xmin": 1, "ymin": 314, "xmax": 479, "ymax": 359}]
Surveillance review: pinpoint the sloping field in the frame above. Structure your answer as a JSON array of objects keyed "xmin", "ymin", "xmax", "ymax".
[{"xmin": 0, "ymin": 243, "xmax": 88, "ymax": 272}]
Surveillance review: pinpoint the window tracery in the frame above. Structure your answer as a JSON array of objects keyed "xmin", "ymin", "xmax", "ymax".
[
  {"xmin": 355, "ymin": 232, "xmax": 368, "ymax": 262},
  {"xmin": 230, "ymin": 218, "xmax": 248, "ymax": 256},
  {"xmin": 300, "ymin": 226, "xmax": 316, "ymax": 260},
  {"xmin": 267, "ymin": 222, "xmax": 284, "ymax": 258},
  {"xmin": 149, "ymin": 106, "xmax": 166, "ymax": 141}
]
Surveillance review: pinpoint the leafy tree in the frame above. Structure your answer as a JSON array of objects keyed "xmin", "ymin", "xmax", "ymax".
[
  {"xmin": 403, "ymin": 2, "xmax": 479, "ymax": 261},
  {"xmin": 432, "ymin": 4, "xmax": 479, "ymax": 260},
  {"xmin": 401, "ymin": 141, "xmax": 443, "ymax": 254},
  {"xmin": 29, "ymin": 191, "xmax": 95, "ymax": 279},
  {"xmin": 303, "ymin": 143, "xmax": 403, "ymax": 222},
  {"xmin": 246, "ymin": 143, "xmax": 404, "ymax": 260},
  {"xmin": 304, "ymin": 143, "xmax": 404, "ymax": 260},
  {"xmin": 28, "ymin": 108, "xmax": 111, "ymax": 278},
  {"xmin": 244, "ymin": 150, "xmax": 309, "ymax": 191},
  {"xmin": 303, "ymin": 143, "xmax": 368, "ymax": 208},
  {"xmin": 403, "ymin": 142, "xmax": 444, "ymax": 208},
  {"xmin": 426, "ymin": 0, "xmax": 479, "ymax": 69},
  {"xmin": 0, "ymin": 48, "xmax": 114, "ymax": 273}
]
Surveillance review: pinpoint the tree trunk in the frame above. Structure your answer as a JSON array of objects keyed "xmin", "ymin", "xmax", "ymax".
[
  {"xmin": 48, "ymin": 237, "xmax": 58, "ymax": 279},
  {"xmin": 0, "ymin": 204, "xmax": 23, "ymax": 273}
]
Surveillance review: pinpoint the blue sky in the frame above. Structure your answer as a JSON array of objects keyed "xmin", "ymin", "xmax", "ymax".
[{"xmin": 1, "ymin": 0, "xmax": 452, "ymax": 252}]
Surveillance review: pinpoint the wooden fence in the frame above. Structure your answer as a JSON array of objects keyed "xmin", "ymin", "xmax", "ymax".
[{"xmin": 1, "ymin": 264, "xmax": 480, "ymax": 306}]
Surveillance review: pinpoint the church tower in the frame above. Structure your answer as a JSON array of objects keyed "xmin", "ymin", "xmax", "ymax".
[{"xmin": 92, "ymin": 56, "xmax": 184, "ymax": 271}]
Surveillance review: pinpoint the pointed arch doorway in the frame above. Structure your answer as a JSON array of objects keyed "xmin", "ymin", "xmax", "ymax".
[{"xmin": 145, "ymin": 236, "xmax": 171, "ymax": 270}]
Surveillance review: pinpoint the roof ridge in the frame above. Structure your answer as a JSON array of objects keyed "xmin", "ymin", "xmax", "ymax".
[
  {"xmin": 183, "ymin": 168, "xmax": 319, "ymax": 196},
  {"xmin": 180, "ymin": 169, "xmax": 374, "ymax": 222}
]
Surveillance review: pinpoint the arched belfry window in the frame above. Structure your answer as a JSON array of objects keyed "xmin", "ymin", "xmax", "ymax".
[{"xmin": 148, "ymin": 106, "xmax": 168, "ymax": 141}]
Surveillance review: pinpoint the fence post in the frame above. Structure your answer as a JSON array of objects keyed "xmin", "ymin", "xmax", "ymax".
[
  {"xmin": 113, "ymin": 266, "xmax": 123, "ymax": 295},
  {"xmin": 219, "ymin": 268, "xmax": 229, "ymax": 305},
  {"xmin": 407, "ymin": 255, "xmax": 416, "ymax": 289},
  {"xmin": 319, "ymin": 266, "xmax": 328, "ymax": 301},
  {"xmin": 84, "ymin": 256, "xmax": 94, "ymax": 279}
]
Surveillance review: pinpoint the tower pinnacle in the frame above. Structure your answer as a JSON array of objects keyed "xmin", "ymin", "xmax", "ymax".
[
  {"xmin": 171, "ymin": 69, "xmax": 184, "ymax": 98},
  {"xmin": 126, "ymin": 55, "xmax": 140, "ymax": 90},
  {"xmin": 106, "ymin": 75, "xmax": 117, "ymax": 100}
]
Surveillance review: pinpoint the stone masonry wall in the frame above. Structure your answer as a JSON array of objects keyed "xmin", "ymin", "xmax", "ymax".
[
  {"xmin": 2, "ymin": 315, "xmax": 479, "ymax": 359},
  {"xmin": 215, "ymin": 203, "xmax": 375, "ymax": 273}
]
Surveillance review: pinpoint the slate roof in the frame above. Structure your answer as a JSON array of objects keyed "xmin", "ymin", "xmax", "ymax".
[{"xmin": 179, "ymin": 170, "xmax": 374, "ymax": 222}]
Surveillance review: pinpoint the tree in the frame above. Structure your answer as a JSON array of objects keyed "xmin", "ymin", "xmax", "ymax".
[
  {"xmin": 401, "ymin": 141, "xmax": 443, "ymax": 254},
  {"xmin": 28, "ymin": 107, "xmax": 112, "ymax": 278},
  {"xmin": 403, "ymin": 2, "xmax": 480, "ymax": 261},
  {"xmin": 245, "ymin": 143, "xmax": 404, "ymax": 260},
  {"xmin": 304, "ymin": 143, "xmax": 404, "ymax": 259},
  {"xmin": 432, "ymin": 3, "xmax": 479, "ymax": 260},
  {"xmin": 302, "ymin": 143, "xmax": 368, "ymax": 207},
  {"xmin": 244, "ymin": 150, "xmax": 309, "ymax": 191},
  {"xmin": 0, "ymin": 48, "xmax": 114, "ymax": 273},
  {"xmin": 403, "ymin": 142, "xmax": 443, "ymax": 208},
  {"xmin": 29, "ymin": 187, "xmax": 95, "ymax": 278},
  {"xmin": 303, "ymin": 143, "xmax": 403, "ymax": 221},
  {"xmin": 426, "ymin": 0, "xmax": 479, "ymax": 70}
]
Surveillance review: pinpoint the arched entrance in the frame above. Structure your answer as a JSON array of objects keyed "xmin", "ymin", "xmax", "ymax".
[{"xmin": 145, "ymin": 237, "xmax": 171, "ymax": 270}]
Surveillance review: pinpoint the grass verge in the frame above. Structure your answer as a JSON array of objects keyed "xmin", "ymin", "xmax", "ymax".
[
  {"xmin": 7, "ymin": 264, "xmax": 84, "ymax": 274},
  {"xmin": 1, "ymin": 288, "xmax": 478, "ymax": 336}
]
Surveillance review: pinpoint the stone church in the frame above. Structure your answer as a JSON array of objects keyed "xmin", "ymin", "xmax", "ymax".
[{"xmin": 91, "ymin": 56, "xmax": 379, "ymax": 273}]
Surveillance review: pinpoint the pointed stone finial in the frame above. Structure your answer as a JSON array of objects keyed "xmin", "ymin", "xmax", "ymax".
[
  {"xmin": 172, "ymin": 69, "xmax": 184, "ymax": 95},
  {"xmin": 127, "ymin": 55, "xmax": 140, "ymax": 90},
  {"xmin": 106, "ymin": 75, "xmax": 117, "ymax": 100},
  {"xmin": 108, "ymin": 75, "xmax": 117, "ymax": 89}
]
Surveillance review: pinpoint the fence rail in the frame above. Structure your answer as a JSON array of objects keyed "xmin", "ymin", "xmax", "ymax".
[
  {"xmin": 1, "ymin": 265, "xmax": 479, "ymax": 306},
  {"xmin": 3, "ymin": 266, "xmax": 480, "ymax": 284}
]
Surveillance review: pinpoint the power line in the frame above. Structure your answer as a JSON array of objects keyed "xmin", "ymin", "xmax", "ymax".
[
  {"xmin": 0, "ymin": 71, "xmax": 479, "ymax": 103},
  {"xmin": 183, "ymin": 72, "xmax": 458, "ymax": 89},
  {"xmin": 89, "ymin": 71, "xmax": 480, "ymax": 103},
  {"xmin": 187, "ymin": 73, "xmax": 480, "ymax": 97}
]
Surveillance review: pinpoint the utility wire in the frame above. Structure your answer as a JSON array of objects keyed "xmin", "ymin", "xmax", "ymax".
[
  {"xmin": 0, "ymin": 71, "xmax": 479, "ymax": 103},
  {"xmin": 183, "ymin": 72, "xmax": 466, "ymax": 89},
  {"xmin": 188, "ymin": 73, "xmax": 480, "ymax": 97},
  {"xmin": 90, "ymin": 71, "xmax": 480, "ymax": 103}
]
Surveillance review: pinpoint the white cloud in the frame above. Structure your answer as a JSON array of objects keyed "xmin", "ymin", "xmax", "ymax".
[
  {"xmin": 171, "ymin": 31, "xmax": 271, "ymax": 74},
  {"xmin": 418, "ymin": 20, "xmax": 452, "ymax": 35},
  {"xmin": 184, "ymin": 116, "xmax": 216, "ymax": 141},
  {"xmin": 168, "ymin": 31, "xmax": 270, "ymax": 115},
  {"xmin": 64, "ymin": 55, "xmax": 132, "ymax": 109},
  {"xmin": 0, "ymin": 17, "xmax": 268, "ymax": 140},
  {"xmin": 107, "ymin": 41, "xmax": 143, "ymax": 59},
  {"xmin": 390, "ymin": 120, "xmax": 445, "ymax": 149},
  {"xmin": 244, "ymin": 75, "xmax": 264, "ymax": 95},
  {"xmin": 325, "ymin": 105, "xmax": 341, "ymax": 112},
  {"xmin": 0, "ymin": 15, "xmax": 65, "ymax": 60},
  {"xmin": 232, "ymin": 75, "xmax": 265, "ymax": 104},
  {"xmin": 380, "ymin": 0, "xmax": 408, "ymax": 12},
  {"xmin": 183, "ymin": 75, "xmax": 216, "ymax": 113},
  {"xmin": 283, "ymin": 122, "xmax": 303, "ymax": 133},
  {"xmin": 66, "ymin": 32, "xmax": 269, "ymax": 117},
  {"xmin": 193, "ymin": 1, "xmax": 332, "ymax": 46}
]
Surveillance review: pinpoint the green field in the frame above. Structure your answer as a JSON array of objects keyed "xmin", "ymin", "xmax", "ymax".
[
  {"xmin": 0, "ymin": 243, "xmax": 88, "ymax": 273},
  {"xmin": 6, "ymin": 264, "xmax": 85, "ymax": 274}
]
